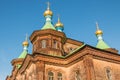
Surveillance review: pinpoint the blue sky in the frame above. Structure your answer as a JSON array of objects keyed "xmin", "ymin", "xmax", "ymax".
[{"xmin": 0, "ymin": 0, "xmax": 120, "ymax": 79}]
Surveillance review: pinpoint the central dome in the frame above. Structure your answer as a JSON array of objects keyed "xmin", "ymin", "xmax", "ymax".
[{"xmin": 44, "ymin": 9, "xmax": 53, "ymax": 16}]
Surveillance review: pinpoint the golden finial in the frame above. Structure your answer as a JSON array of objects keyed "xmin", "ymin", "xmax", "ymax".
[
  {"xmin": 44, "ymin": 2, "xmax": 53, "ymax": 16},
  {"xmin": 95, "ymin": 22, "xmax": 103, "ymax": 35},
  {"xmin": 58, "ymin": 15, "xmax": 60, "ymax": 22},
  {"xmin": 55, "ymin": 15, "xmax": 64, "ymax": 27},
  {"xmin": 22, "ymin": 34, "xmax": 29, "ymax": 47}
]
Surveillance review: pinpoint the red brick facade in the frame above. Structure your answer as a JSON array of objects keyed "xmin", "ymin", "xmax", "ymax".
[{"xmin": 6, "ymin": 28, "xmax": 120, "ymax": 80}]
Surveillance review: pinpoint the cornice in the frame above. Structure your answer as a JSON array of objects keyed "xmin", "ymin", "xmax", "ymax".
[
  {"xmin": 30, "ymin": 29, "xmax": 67, "ymax": 43},
  {"xmin": 66, "ymin": 38, "xmax": 84, "ymax": 46},
  {"xmin": 86, "ymin": 46, "xmax": 120, "ymax": 63},
  {"xmin": 32, "ymin": 45, "xmax": 120, "ymax": 65},
  {"xmin": 11, "ymin": 58, "xmax": 24, "ymax": 66},
  {"xmin": 18, "ymin": 45, "xmax": 120, "ymax": 74}
]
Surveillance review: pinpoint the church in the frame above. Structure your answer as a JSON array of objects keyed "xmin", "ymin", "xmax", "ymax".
[{"xmin": 6, "ymin": 3, "xmax": 120, "ymax": 80}]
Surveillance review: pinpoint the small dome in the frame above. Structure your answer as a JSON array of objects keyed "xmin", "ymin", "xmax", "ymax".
[
  {"xmin": 44, "ymin": 9, "xmax": 53, "ymax": 16},
  {"xmin": 95, "ymin": 29, "xmax": 103, "ymax": 35},
  {"xmin": 55, "ymin": 17, "xmax": 64, "ymax": 27},
  {"xmin": 22, "ymin": 41, "xmax": 29, "ymax": 46},
  {"xmin": 55, "ymin": 21, "xmax": 63, "ymax": 27}
]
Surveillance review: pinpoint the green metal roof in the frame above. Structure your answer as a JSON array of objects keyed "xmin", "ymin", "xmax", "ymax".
[
  {"xmin": 18, "ymin": 50, "xmax": 27, "ymax": 58},
  {"xmin": 69, "ymin": 44, "xmax": 86, "ymax": 54},
  {"xmin": 41, "ymin": 22, "xmax": 56, "ymax": 30},
  {"xmin": 17, "ymin": 64, "xmax": 21, "ymax": 69},
  {"xmin": 17, "ymin": 50, "xmax": 28, "ymax": 69},
  {"xmin": 96, "ymin": 39, "xmax": 110, "ymax": 49}
]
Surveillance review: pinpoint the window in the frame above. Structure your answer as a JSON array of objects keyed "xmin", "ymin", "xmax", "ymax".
[
  {"xmin": 53, "ymin": 40, "xmax": 57, "ymax": 49},
  {"xmin": 106, "ymin": 69, "xmax": 112, "ymax": 80},
  {"xmin": 75, "ymin": 71, "xmax": 81, "ymax": 80},
  {"xmin": 48, "ymin": 71, "xmax": 54, "ymax": 80},
  {"xmin": 41, "ymin": 40, "xmax": 46, "ymax": 48},
  {"xmin": 57, "ymin": 73, "xmax": 62, "ymax": 80}
]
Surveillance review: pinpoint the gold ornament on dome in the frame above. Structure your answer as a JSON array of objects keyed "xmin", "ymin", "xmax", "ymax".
[
  {"xmin": 44, "ymin": 2, "xmax": 53, "ymax": 16},
  {"xmin": 22, "ymin": 34, "xmax": 29, "ymax": 46},
  {"xmin": 44, "ymin": 9, "xmax": 53, "ymax": 16},
  {"xmin": 22, "ymin": 41, "xmax": 29, "ymax": 46},
  {"xmin": 95, "ymin": 22, "xmax": 103, "ymax": 35},
  {"xmin": 95, "ymin": 30, "xmax": 103, "ymax": 35},
  {"xmin": 55, "ymin": 17, "xmax": 64, "ymax": 27},
  {"xmin": 55, "ymin": 22, "xmax": 63, "ymax": 27}
]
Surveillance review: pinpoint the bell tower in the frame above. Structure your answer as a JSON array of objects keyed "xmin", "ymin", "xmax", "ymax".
[{"xmin": 30, "ymin": 2, "xmax": 66, "ymax": 56}]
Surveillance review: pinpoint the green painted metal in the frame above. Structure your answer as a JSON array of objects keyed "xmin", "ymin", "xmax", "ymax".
[
  {"xmin": 69, "ymin": 43, "xmax": 86, "ymax": 54},
  {"xmin": 17, "ymin": 50, "xmax": 28, "ymax": 69},
  {"xmin": 17, "ymin": 64, "xmax": 21, "ymax": 69},
  {"xmin": 18, "ymin": 50, "xmax": 27, "ymax": 58},
  {"xmin": 41, "ymin": 22, "xmax": 56, "ymax": 30},
  {"xmin": 96, "ymin": 39, "xmax": 110, "ymax": 49}
]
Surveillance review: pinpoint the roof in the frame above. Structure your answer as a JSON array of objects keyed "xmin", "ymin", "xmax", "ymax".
[
  {"xmin": 18, "ymin": 43, "xmax": 120, "ymax": 74},
  {"xmin": 96, "ymin": 39, "xmax": 110, "ymax": 49},
  {"xmin": 41, "ymin": 22, "xmax": 56, "ymax": 30},
  {"xmin": 18, "ymin": 50, "xmax": 28, "ymax": 58}
]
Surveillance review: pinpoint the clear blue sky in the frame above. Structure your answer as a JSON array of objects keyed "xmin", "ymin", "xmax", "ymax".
[{"xmin": 0, "ymin": 0, "xmax": 120, "ymax": 79}]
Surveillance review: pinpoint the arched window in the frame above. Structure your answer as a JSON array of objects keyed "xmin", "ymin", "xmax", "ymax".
[
  {"xmin": 75, "ymin": 70, "xmax": 81, "ymax": 80},
  {"xmin": 48, "ymin": 71, "xmax": 54, "ymax": 80},
  {"xmin": 106, "ymin": 69, "xmax": 112, "ymax": 80},
  {"xmin": 57, "ymin": 73, "xmax": 62, "ymax": 80},
  {"xmin": 53, "ymin": 40, "xmax": 57, "ymax": 49},
  {"xmin": 41, "ymin": 40, "xmax": 46, "ymax": 48}
]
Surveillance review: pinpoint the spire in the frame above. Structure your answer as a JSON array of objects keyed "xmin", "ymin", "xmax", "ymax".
[
  {"xmin": 95, "ymin": 22, "xmax": 110, "ymax": 49},
  {"xmin": 55, "ymin": 15, "xmax": 64, "ymax": 32},
  {"xmin": 22, "ymin": 34, "xmax": 29, "ymax": 50},
  {"xmin": 41, "ymin": 2, "xmax": 56, "ymax": 30},
  {"xmin": 47, "ymin": 2, "xmax": 50, "ymax": 10},
  {"xmin": 43, "ymin": 2, "xmax": 53, "ymax": 16},
  {"xmin": 96, "ymin": 22, "xmax": 99, "ymax": 30},
  {"xmin": 95, "ymin": 22, "xmax": 103, "ymax": 36},
  {"xmin": 18, "ymin": 34, "xmax": 29, "ymax": 58}
]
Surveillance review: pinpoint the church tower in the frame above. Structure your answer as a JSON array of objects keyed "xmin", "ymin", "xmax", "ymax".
[{"xmin": 30, "ymin": 2, "xmax": 66, "ymax": 56}]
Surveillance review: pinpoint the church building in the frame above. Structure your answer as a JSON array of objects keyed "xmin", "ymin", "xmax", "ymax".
[{"xmin": 6, "ymin": 3, "xmax": 120, "ymax": 80}]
